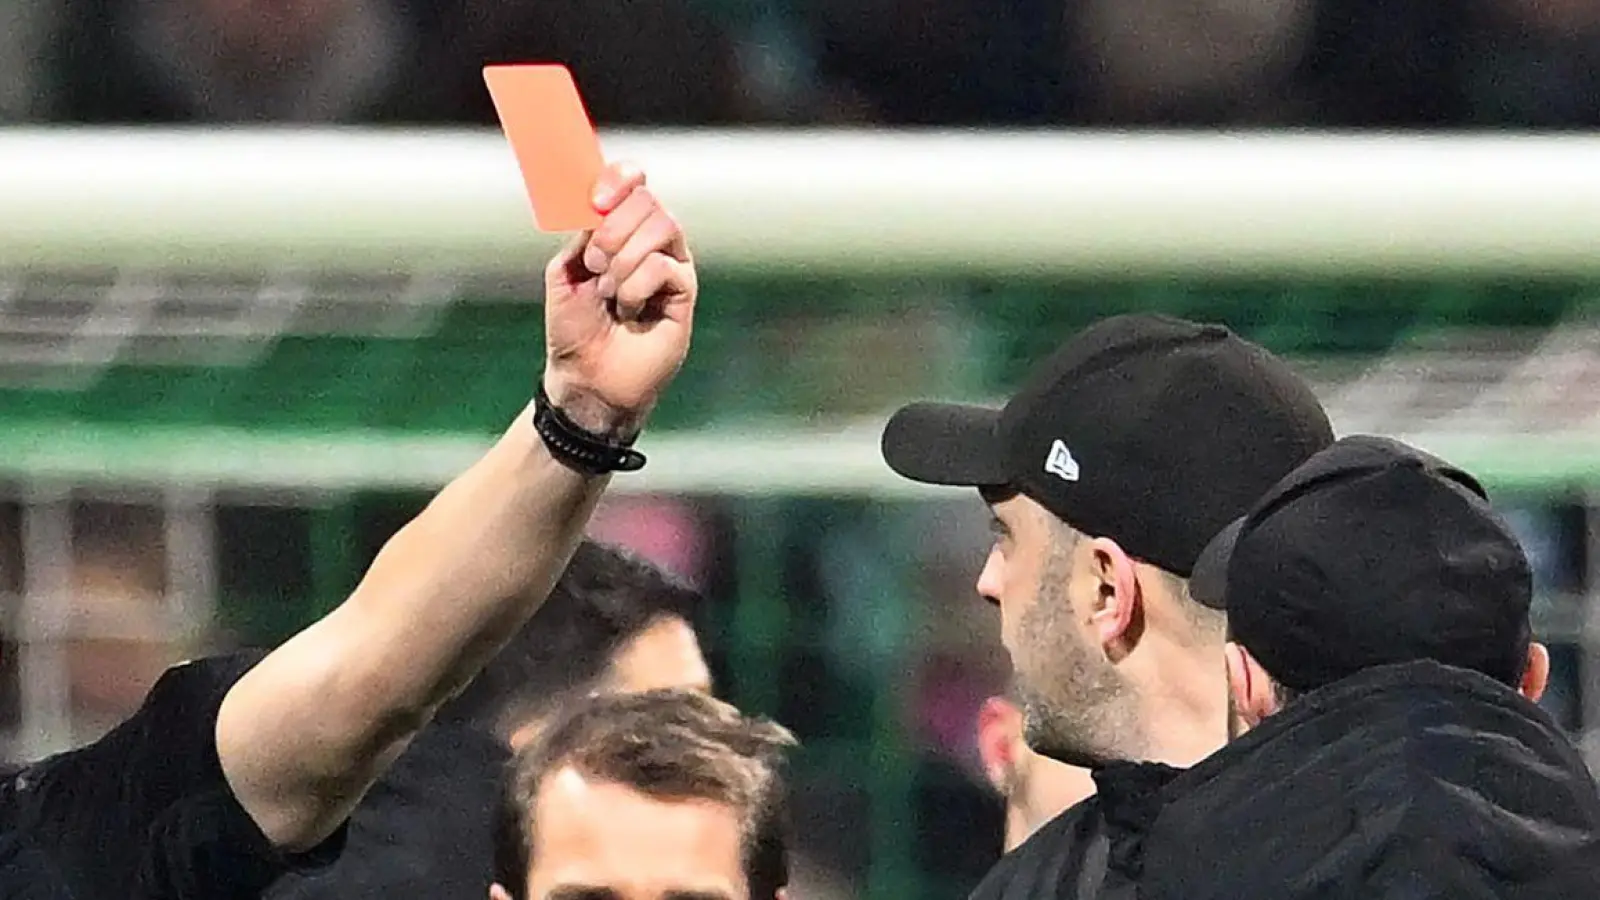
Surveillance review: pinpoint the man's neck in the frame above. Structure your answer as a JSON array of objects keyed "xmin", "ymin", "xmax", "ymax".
[
  {"xmin": 1003, "ymin": 751, "xmax": 1099, "ymax": 851},
  {"xmin": 1123, "ymin": 650, "xmax": 1230, "ymax": 768},
  {"xmin": 1003, "ymin": 803, "xmax": 1035, "ymax": 853}
]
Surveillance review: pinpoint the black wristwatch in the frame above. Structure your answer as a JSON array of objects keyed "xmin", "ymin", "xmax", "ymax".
[{"xmin": 532, "ymin": 386, "xmax": 647, "ymax": 476}]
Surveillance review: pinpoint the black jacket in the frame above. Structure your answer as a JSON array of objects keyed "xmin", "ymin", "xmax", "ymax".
[
  {"xmin": 970, "ymin": 660, "xmax": 1600, "ymax": 899},
  {"xmin": 965, "ymin": 794, "xmax": 1114, "ymax": 900},
  {"xmin": 1141, "ymin": 660, "xmax": 1600, "ymax": 898}
]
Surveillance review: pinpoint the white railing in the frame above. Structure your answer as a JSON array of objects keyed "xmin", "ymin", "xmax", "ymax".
[{"xmin": 3, "ymin": 128, "xmax": 1600, "ymax": 277}]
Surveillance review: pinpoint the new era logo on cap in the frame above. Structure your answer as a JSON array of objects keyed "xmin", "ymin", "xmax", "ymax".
[{"xmin": 1045, "ymin": 440, "xmax": 1080, "ymax": 482}]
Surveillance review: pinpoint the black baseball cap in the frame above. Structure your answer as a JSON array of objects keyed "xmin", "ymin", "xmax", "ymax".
[
  {"xmin": 1191, "ymin": 435, "xmax": 1533, "ymax": 692},
  {"xmin": 880, "ymin": 314, "xmax": 1334, "ymax": 576}
]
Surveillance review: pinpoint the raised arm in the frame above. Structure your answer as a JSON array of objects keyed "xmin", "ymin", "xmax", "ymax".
[{"xmin": 215, "ymin": 164, "xmax": 695, "ymax": 851}]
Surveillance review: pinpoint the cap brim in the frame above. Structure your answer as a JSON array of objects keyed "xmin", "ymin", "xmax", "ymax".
[
  {"xmin": 1191, "ymin": 517, "xmax": 1244, "ymax": 610},
  {"xmin": 881, "ymin": 402, "xmax": 1010, "ymax": 487}
]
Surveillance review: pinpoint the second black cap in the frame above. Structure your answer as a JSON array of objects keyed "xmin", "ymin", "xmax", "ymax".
[{"xmin": 1192, "ymin": 435, "xmax": 1533, "ymax": 692}]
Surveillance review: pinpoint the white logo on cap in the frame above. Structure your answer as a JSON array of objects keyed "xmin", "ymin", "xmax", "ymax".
[{"xmin": 1044, "ymin": 440, "xmax": 1080, "ymax": 482}]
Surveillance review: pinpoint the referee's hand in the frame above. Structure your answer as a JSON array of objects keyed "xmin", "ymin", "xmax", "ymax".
[{"xmin": 542, "ymin": 162, "xmax": 696, "ymax": 439}]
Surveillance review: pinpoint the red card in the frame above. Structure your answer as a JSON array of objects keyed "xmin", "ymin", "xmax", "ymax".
[{"xmin": 483, "ymin": 64, "xmax": 606, "ymax": 232}]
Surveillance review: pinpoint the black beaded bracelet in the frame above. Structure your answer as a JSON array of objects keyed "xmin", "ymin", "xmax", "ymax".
[{"xmin": 532, "ymin": 386, "xmax": 647, "ymax": 475}]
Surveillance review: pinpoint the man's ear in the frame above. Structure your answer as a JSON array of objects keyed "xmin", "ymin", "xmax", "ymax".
[
  {"xmin": 1084, "ymin": 537, "xmax": 1141, "ymax": 656},
  {"xmin": 1521, "ymin": 642, "xmax": 1551, "ymax": 703},
  {"xmin": 490, "ymin": 884, "xmax": 514, "ymax": 900},
  {"xmin": 1224, "ymin": 642, "xmax": 1279, "ymax": 732},
  {"xmin": 775, "ymin": 888, "xmax": 789, "ymax": 900},
  {"xmin": 976, "ymin": 696, "xmax": 1022, "ymax": 796}
]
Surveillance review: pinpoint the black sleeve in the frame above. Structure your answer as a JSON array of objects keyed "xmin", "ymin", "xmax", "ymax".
[{"xmin": 13, "ymin": 652, "xmax": 346, "ymax": 899}]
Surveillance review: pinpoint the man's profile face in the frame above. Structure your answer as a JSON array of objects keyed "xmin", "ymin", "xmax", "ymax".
[
  {"xmin": 975, "ymin": 493, "xmax": 1125, "ymax": 765},
  {"xmin": 501, "ymin": 767, "xmax": 749, "ymax": 900}
]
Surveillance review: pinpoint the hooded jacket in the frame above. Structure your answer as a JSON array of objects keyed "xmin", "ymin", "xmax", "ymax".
[{"xmin": 970, "ymin": 660, "xmax": 1600, "ymax": 899}]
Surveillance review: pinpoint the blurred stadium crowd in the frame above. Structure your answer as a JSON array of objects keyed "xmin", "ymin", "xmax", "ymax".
[{"xmin": 3, "ymin": 0, "xmax": 1600, "ymax": 127}]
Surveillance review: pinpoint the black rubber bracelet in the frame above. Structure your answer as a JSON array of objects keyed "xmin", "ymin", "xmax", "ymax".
[{"xmin": 532, "ymin": 386, "xmax": 647, "ymax": 476}]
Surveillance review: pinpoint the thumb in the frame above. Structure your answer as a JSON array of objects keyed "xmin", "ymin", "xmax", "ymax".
[{"xmin": 545, "ymin": 229, "xmax": 597, "ymax": 287}]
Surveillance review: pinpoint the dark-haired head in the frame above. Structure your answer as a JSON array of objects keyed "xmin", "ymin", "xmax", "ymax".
[{"xmin": 437, "ymin": 540, "xmax": 711, "ymax": 746}]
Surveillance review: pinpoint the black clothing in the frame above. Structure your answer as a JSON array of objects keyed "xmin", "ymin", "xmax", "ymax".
[
  {"xmin": 965, "ymin": 793, "xmax": 1119, "ymax": 900},
  {"xmin": 1190, "ymin": 435, "xmax": 1532, "ymax": 692},
  {"xmin": 0, "ymin": 653, "xmax": 345, "ymax": 900},
  {"xmin": 1141, "ymin": 661, "xmax": 1600, "ymax": 899},
  {"xmin": 267, "ymin": 722, "xmax": 508, "ymax": 900},
  {"xmin": 969, "ymin": 661, "xmax": 1600, "ymax": 899}
]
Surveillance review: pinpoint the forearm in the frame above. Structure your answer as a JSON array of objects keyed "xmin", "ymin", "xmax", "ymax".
[
  {"xmin": 209, "ymin": 157, "xmax": 695, "ymax": 854},
  {"xmin": 215, "ymin": 409, "xmax": 607, "ymax": 850}
]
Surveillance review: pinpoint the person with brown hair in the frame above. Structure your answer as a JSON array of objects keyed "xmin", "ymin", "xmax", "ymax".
[{"xmin": 491, "ymin": 688, "xmax": 797, "ymax": 900}]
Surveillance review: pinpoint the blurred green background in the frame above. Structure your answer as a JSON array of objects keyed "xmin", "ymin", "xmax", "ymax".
[{"xmin": 2, "ymin": 262, "xmax": 1595, "ymax": 899}]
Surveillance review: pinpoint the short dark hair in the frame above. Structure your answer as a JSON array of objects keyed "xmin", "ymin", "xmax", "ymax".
[
  {"xmin": 435, "ymin": 540, "xmax": 701, "ymax": 737},
  {"xmin": 493, "ymin": 689, "xmax": 797, "ymax": 899}
]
